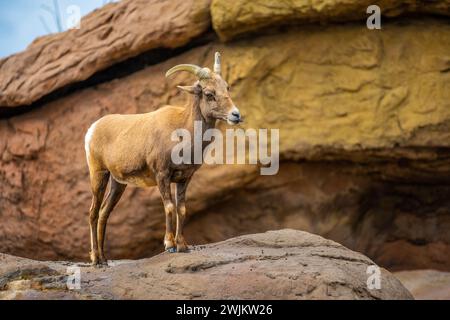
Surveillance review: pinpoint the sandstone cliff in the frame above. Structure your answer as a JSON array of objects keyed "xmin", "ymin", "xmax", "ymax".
[{"xmin": 0, "ymin": 0, "xmax": 449, "ymax": 272}]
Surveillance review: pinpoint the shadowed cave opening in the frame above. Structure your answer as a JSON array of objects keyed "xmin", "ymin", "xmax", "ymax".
[{"xmin": 182, "ymin": 161, "xmax": 450, "ymax": 272}]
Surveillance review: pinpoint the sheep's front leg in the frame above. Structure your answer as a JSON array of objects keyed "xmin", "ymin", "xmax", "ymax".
[
  {"xmin": 175, "ymin": 181, "xmax": 190, "ymax": 252},
  {"xmin": 156, "ymin": 173, "xmax": 176, "ymax": 252}
]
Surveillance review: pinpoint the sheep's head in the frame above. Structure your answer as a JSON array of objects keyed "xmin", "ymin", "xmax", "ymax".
[{"xmin": 166, "ymin": 52, "xmax": 241, "ymax": 125}]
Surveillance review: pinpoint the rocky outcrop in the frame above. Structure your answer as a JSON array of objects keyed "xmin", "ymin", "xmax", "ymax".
[
  {"xmin": 0, "ymin": 0, "xmax": 211, "ymax": 108},
  {"xmin": 211, "ymin": 0, "xmax": 450, "ymax": 41},
  {"xmin": 1, "ymin": 17, "xmax": 449, "ymax": 271},
  {"xmin": 0, "ymin": 0, "xmax": 449, "ymax": 272},
  {"xmin": 0, "ymin": 230, "xmax": 413, "ymax": 300}
]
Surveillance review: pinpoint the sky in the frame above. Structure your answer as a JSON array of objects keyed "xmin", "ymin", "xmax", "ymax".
[{"xmin": 0, "ymin": 0, "xmax": 118, "ymax": 58}]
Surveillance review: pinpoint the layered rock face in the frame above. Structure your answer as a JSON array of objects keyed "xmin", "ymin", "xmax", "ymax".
[
  {"xmin": 0, "ymin": 0, "xmax": 211, "ymax": 107},
  {"xmin": 0, "ymin": 0, "xmax": 449, "ymax": 271},
  {"xmin": 0, "ymin": 230, "xmax": 413, "ymax": 300},
  {"xmin": 211, "ymin": 0, "xmax": 450, "ymax": 41}
]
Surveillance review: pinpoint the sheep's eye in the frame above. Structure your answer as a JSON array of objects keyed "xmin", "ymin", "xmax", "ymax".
[{"xmin": 205, "ymin": 92, "xmax": 215, "ymax": 100}]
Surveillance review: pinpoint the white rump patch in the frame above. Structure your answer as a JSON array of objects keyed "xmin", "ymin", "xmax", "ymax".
[{"xmin": 84, "ymin": 120, "xmax": 99, "ymax": 163}]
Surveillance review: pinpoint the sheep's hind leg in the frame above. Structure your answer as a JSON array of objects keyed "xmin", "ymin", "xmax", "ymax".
[
  {"xmin": 88, "ymin": 170, "xmax": 110, "ymax": 266},
  {"xmin": 97, "ymin": 177, "xmax": 127, "ymax": 266},
  {"xmin": 156, "ymin": 173, "xmax": 176, "ymax": 252}
]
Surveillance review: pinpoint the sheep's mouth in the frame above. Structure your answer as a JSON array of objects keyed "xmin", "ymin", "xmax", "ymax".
[
  {"xmin": 227, "ymin": 118, "xmax": 242, "ymax": 125},
  {"xmin": 218, "ymin": 114, "xmax": 243, "ymax": 125}
]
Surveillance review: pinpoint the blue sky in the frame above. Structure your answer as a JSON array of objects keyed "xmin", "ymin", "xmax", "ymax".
[{"xmin": 0, "ymin": 0, "xmax": 117, "ymax": 58}]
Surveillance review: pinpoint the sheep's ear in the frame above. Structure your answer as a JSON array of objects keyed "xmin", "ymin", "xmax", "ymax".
[{"xmin": 177, "ymin": 85, "xmax": 197, "ymax": 95}]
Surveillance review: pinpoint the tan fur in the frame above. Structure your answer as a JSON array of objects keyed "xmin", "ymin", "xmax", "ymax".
[{"xmin": 86, "ymin": 72, "xmax": 240, "ymax": 266}]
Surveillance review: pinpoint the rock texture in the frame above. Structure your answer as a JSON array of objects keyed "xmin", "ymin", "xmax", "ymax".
[
  {"xmin": 1, "ymin": 0, "xmax": 449, "ymax": 273},
  {"xmin": 0, "ymin": 0, "xmax": 211, "ymax": 107},
  {"xmin": 395, "ymin": 269, "xmax": 450, "ymax": 299},
  {"xmin": 215, "ymin": 20, "xmax": 450, "ymax": 157},
  {"xmin": 211, "ymin": 0, "xmax": 450, "ymax": 41},
  {"xmin": 0, "ymin": 230, "xmax": 413, "ymax": 300},
  {"xmin": 1, "ymin": 18, "xmax": 450, "ymax": 271}
]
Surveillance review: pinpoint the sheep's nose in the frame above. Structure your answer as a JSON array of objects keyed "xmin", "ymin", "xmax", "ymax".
[{"xmin": 227, "ymin": 106, "xmax": 241, "ymax": 125}]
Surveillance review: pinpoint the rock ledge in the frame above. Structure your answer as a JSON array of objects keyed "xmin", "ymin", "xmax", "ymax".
[{"xmin": 0, "ymin": 229, "xmax": 413, "ymax": 300}]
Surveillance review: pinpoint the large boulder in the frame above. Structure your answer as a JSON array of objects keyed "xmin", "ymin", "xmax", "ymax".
[{"xmin": 0, "ymin": 230, "xmax": 413, "ymax": 300}]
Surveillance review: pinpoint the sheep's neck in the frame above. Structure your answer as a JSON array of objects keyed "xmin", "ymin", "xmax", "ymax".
[{"xmin": 184, "ymin": 95, "xmax": 215, "ymax": 150}]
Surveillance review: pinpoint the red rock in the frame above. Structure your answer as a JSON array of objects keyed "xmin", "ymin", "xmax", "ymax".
[{"xmin": 0, "ymin": 0, "xmax": 211, "ymax": 107}]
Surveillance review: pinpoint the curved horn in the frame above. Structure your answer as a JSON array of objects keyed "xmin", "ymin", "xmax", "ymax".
[
  {"xmin": 165, "ymin": 64, "xmax": 211, "ymax": 79},
  {"xmin": 214, "ymin": 52, "xmax": 221, "ymax": 75}
]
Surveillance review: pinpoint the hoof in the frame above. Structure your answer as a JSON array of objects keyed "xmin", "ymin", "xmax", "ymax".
[
  {"xmin": 90, "ymin": 251, "xmax": 99, "ymax": 266},
  {"xmin": 167, "ymin": 247, "xmax": 177, "ymax": 253},
  {"xmin": 164, "ymin": 233, "xmax": 176, "ymax": 251},
  {"xmin": 92, "ymin": 260, "xmax": 108, "ymax": 268},
  {"xmin": 99, "ymin": 260, "xmax": 109, "ymax": 267}
]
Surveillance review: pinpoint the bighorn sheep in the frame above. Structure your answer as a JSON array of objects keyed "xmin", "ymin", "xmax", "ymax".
[{"xmin": 85, "ymin": 52, "xmax": 241, "ymax": 265}]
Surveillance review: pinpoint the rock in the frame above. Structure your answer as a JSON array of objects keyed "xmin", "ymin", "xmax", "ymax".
[
  {"xmin": 394, "ymin": 270, "xmax": 450, "ymax": 300},
  {"xmin": 214, "ymin": 19, "xmax": 450, "ymax": 159},
  {"xmin": 0, "ymin": 230, "xmax": 413, "ymax": 300},
  {"xmin": 211, "ymin": 0, "xmax": 450, "ymax": 41},
  {"xmin": 1, "ymin": 18, "xmax": 449, "ymax": 272},
  {"xmin": 0, "ymin": 0, "xmax": 211, "ymax": 107},
  {"xmin": 0, "ymin": 0, "xmax": 449, "ymax": 274}
]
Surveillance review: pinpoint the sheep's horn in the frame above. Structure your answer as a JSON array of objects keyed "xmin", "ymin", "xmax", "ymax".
[
  {"xmin": 165, "ymin": 64, "xmax": 211, "ymax": 79},
  {"xmin": 214, "ymin": 52, "xmax": 221, "ymax": 75}
]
